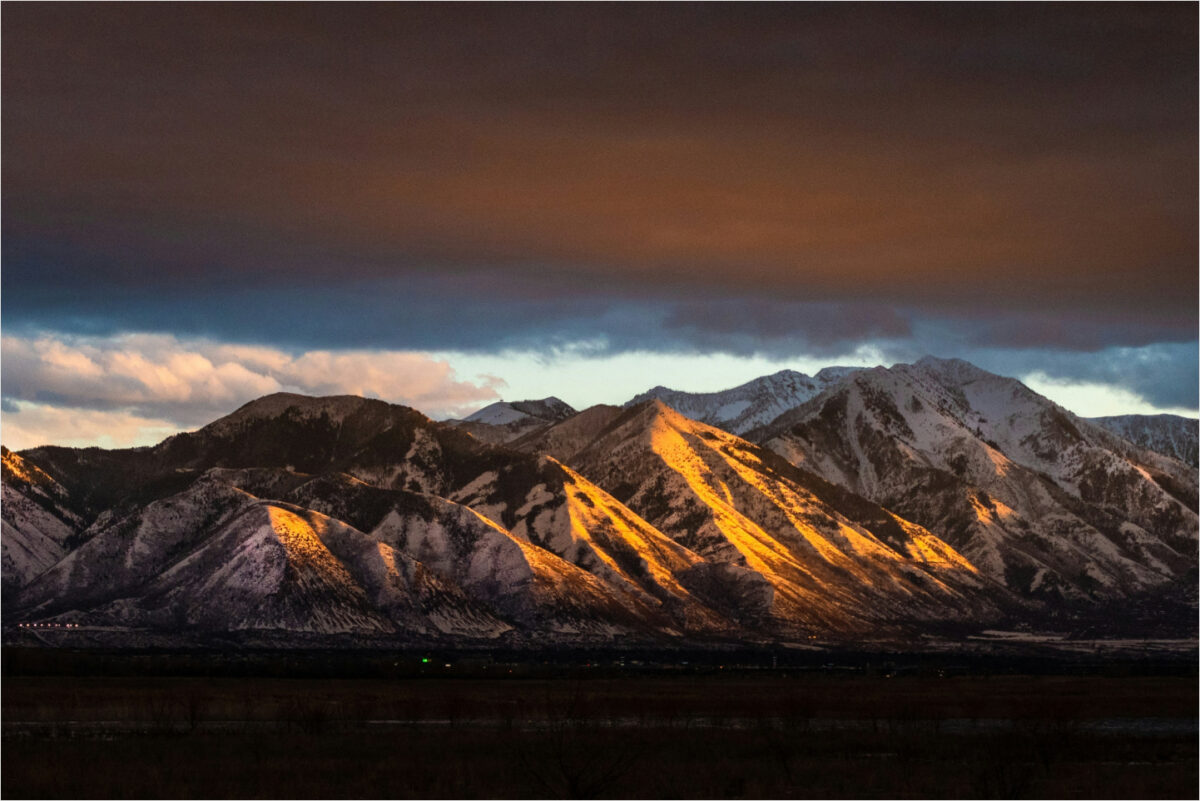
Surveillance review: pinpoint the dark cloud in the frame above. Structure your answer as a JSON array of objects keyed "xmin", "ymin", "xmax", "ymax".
[
  {"xmin": 965, "ymin": 343, "xmax": 1200, "ymax": 411},
  {"xmin": 4, "ymin": 4, "xmax": 1196, "ymax": 321},
  {"xmin": 2, "ymin": 273, "xmax": 1195, "ymax": 376},
  {"xmin": 662, "ymin": 301, "xmax": 911, "ymax": 356},
  {"xmin": 963, "ymin": 314, "xmax": 1192, "ymax": 352},
  {"xmin": 2, "ymin": 4, "xmax": 1195, "ymax": 414}
]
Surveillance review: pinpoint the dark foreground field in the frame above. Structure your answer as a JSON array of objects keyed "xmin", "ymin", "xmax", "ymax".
[{"xmin": 3, "ymin": 652, "xmax": 1196, "ymax": 799}]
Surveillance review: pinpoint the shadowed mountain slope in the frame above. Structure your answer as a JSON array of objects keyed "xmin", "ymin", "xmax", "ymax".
[
  {"xmin": 1089, "ymin": 414, "xmax": 1198, "ymax": 468},
  {"xmin": 449, "ymin": 396, "xmax": 577, "ymax": 445}
]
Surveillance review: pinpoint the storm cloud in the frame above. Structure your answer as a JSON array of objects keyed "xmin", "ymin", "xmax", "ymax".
[{"xmin": 2, "ymin": 3, "xmax": 1196, "ymax": 443}]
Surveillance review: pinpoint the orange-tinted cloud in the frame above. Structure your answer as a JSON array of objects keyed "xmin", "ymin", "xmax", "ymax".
[
  {"xmin": 0, "ymin": 334, "xmax": 504, "ymax": 427},
  {"xmin": 4, "ymin": 3, "xmax": 1195, "ymax": 323}
]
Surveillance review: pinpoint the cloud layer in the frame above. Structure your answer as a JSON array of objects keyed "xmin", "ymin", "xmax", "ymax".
[
  {"xmin": 2, "ymin": 331, "xmax": 1194, "ymax": 452},
  {"xmin": 1, "ymin": 334, "xmax": 503, "ymax": 446},
  {"xmin": 4, "ymin": 4, "xmax": 1196, "ymax": 337},
  {"xmin": 2, "ymin": 5, "xmax": 1195, "ymax": 444},
  {"xmin": 0, "ymin": 402, "xmax": 181, "ymax": 452}
]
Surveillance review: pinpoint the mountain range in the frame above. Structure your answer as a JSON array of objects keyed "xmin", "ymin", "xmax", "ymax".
[{"xmin": 3, "ymin": 358, "xmax": 1196, "ymax": 648}]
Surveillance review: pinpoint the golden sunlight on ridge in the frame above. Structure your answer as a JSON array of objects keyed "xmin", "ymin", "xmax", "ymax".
[
  {"xmin": 970, "ymin": 494, "xmax": 1017, "ymax": 525},
  {"xmin": 643, "ymin": 404, "xmax": 983, "ymax": 619},
  {"xmin": 1, "ymin": 447, "xmax": 56, "ymax": 487},
  {"xmin": 266, "ymin": 505, "xmax": 357, "ymax": 584},
  {"xmin": 556, "ymin": 459, "xmax": 701, "ymax": 597},
  {"xmin": 645, "ymin": 409, "xmax": 839, "ymax": 614},
  {"xmin": 374, "ymin": 541, "xmax": 403, "ymax": 583}
]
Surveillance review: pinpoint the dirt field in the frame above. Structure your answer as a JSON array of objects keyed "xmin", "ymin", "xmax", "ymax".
[{"xmin": 4, "ymin": 668, "xmax": 1196, "ymax": 798}]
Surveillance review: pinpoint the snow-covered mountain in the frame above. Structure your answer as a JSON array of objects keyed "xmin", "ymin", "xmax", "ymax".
[
  {"xmin": 3, "ymin": 360, "xmax": 1195, "ymax": 646},
  {"xmin": 623, "ymin": 367, "xmax": 860, "ymax": 435},
  {"xmin": 509, "ymin": 404, "xmax": 626, "ymax": 461},
  {"xmin": 1088, "ymin": 414, "xmax": 1198, "ymax": 468},
  {"xmin": 1, "ymin": 447, "xmax": 85, "ymax": 598},
  {"xmin": 754, "ymin": 357, "xmax": 1198, "ymax": 607},
  {"xmin": 3, "ymin": 390, "xmax": 1002, "ymax": 643},
  {"xmin": 562, "ymin": 401, "xmax": 1003, "ymax": 634},
  {"xmin": 4, "ymin": 399, "xmax": 675, "ymax": 640},
  {"xmin": 449, "ymin": 396, "xmax": 577, "ymax": 445},
  {"xmin": 465, "ymin": 397, "xmax": 575, "ymax": 425}
]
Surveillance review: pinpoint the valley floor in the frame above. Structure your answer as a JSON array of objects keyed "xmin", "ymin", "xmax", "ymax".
[{"xmin": 3, "ymin": 660, "xmax": 1196, "ymax": 799}]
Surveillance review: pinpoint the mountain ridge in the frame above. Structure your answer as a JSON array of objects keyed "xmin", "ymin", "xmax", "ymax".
[
  {"xmin": 621, "ymin": 367, "xmax": 862, "ymax": 435},
  {"xmin": 1088, "ymin": 413, "xmax": 1198, "ymax": 468},
  {"xmin": 448, "ymin": 396, "xmax": 578, "ymax": 445},
  {"xmin": 753, "ymin": 358, "xmax": 1197, "ymax": 605},
  {"xmin": 3, "ymin": 358, "xmax": 1195, "ymax": 647}
]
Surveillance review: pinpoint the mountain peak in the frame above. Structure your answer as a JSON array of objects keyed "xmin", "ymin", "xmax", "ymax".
[
  {"xmin": 508, "ymin": 396, "xmax": 576, "ymax": 420},
  {"xmin": 622, "ymin": 367, "xmax": 859, "ymax": 435},
  {"xmin": 760, "ymin": 368, "xmax": 806, "ymax": 381},
  {"xmin": 204, "ymin": 393, "xmax": 407, "ymax": 437},
  {"xmin": 464, "ymin": 396, "xmax": 577, "ymax": 425},
  {"xmin": 814, "ymin": 365, "xmax": 861, "ymax": 382},
  {"xmin": 592, "ymin": 397, "xmax": 733, "ymax": 452},
  {"xmin": 912, "ymin": 355, "xmax": 994, "ymax": 383},
  {"xmin": 229, "ymin": 392, "xmax": 383, "ymax": 416}
]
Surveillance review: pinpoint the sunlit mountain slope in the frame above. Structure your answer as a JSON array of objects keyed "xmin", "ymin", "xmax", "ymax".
[
  {"xmin": 4, "ymin": 359, "xmax": 1193, "ymax": 645},
  {"xmin": 1, "ymin": 447, "xmax": 84, "ymax": 596},
  {"xmin": 756, "ymin": 357, "xmax": 1198, "ymax": 603},
  {"xmin": 566, "ymin": 400, "xmax": 1001, "ymax": 633}
]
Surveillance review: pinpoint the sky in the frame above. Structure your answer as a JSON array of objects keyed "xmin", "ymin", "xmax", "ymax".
[{"xmin": 2, "ymin": 4, "xmax": 1197, "ymax": 450}]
